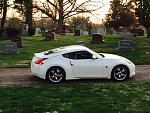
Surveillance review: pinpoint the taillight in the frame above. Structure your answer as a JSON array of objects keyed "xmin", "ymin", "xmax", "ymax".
[{"xmin": 34, "ymin": 58, "xmax": 48, "ymax": 65}]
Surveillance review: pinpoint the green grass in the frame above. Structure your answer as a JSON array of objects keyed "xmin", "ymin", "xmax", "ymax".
[
  {"xmin": 0, "ymin": 82, "xmax": 150, "ymax": 113},
  {"xmin": 0, "ymin": 34, "xmax": 150, "ymax": 68}
]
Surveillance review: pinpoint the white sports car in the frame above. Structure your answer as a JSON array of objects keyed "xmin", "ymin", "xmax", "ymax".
[{"xmin": 31, "ymin": 45, "xmax": 135, "ymax": 83}]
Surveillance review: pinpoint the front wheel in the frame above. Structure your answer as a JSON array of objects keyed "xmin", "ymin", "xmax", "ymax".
[
  {"xmin": 46, "ymin": 66, "xmax": 65, "ymax": 83},
  {"xmin": 111, "ymin": 65, "xmax": 129, "ymax": 81}
]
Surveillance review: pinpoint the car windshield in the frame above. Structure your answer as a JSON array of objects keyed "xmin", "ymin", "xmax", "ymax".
[{"xmin": 44, "ymin": 47, "xmax": 64, "ymax": 55}]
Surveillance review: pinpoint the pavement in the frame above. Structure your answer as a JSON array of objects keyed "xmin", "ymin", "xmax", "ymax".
[{"xmin": 0, "ymin": 65, "xmax": 150, "ymax": 86}]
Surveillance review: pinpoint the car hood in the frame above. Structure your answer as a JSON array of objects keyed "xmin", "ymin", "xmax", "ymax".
[{"xmin": 100, "ymin": 53, "xmax": 128, "ymax": 61}]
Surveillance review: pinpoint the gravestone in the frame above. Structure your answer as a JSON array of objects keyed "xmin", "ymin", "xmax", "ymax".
[
  {"xmin": 97, "ymin": 28, "xmax": 105, "ymax": 36},
  {"xmin": 35, "ymin": 27, "xmax": 41, "ymax": 34},
  {"xmin": 91, "ymin": 30, "xmax": 97, "ymax": 35},
  {"xmin": 91, "ymin": 33, "xmax": 104, "ymax": 44},
  {"xmin": 44, "ymin": 31, "xmax": 55, "ymax": 41},
  {"xmin": 11, "ymin": 35, "xmax": 23, "ymax": 48},
  {"xmin": 74, "ymin": 30, "xmax": 80, "ymax": 36},
  {"xmin": 83, "ymin": 31, "xmax": 89, "ymax": 35},
  {"xmin": 130, "ymin": 29, "xmax": 144, "ymax": 36},
  {"xmin": 118, "ymin": 40, "xmax": 134, "ymax": 51},
  {"xmin": 120, "ymin": 32, "xmax": 133, "ymax": 40},
  {"xmin": 1, "ymin": 43, "xmax": 17, "ymax": 54}
]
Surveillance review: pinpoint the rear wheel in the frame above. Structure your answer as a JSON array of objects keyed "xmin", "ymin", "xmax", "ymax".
[
  {"xmin": 46, "ymin": 66, "xmax": 65, "ymax": 83},
  {"xmin": 111, "ymin": 65, "xmax": 129, "ymax": 81}
]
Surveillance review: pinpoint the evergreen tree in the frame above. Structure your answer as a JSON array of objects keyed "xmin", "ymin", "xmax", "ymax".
[
  {"xmin": 105, "ymin": 0, "xmax": 136, "ymax": 31},
  {"xmin": 135, "ymin": 0, "xmax": 150, "ymax": 38}
]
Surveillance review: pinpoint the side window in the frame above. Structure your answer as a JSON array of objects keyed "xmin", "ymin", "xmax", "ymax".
[
  {"xmin": 63, "ymin": 51, "xmax": 92, "ymax": 60},
  {"xmin": 62, "ymin": 52, "xmax": 75, "ymax": 59},
  {"xmin": 75, "ymin": 51, "xmax": 92, "ymax": 59}
]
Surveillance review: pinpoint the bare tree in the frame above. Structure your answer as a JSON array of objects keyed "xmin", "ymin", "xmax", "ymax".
[
  {"xmin": 33, "ymin": 0, "xmax": 103, "ymax": 33},
  {"xmin": 0, "ymin": 0, "xmax": 8, "ymax": 28}
]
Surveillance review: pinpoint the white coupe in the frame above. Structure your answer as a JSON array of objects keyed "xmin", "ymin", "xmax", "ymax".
[{"xmin": 31, "ymin": 45, "xmax": 135, "ymax": 83}]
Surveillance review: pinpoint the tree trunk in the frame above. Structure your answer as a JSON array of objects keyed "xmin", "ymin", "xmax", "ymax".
[
  {"xmin": 1, "ymin": 0, "xmax": 7, "ymax": 28},
  {"xmin": 147, "ymin": 27, "xmax": 150, "ymax": 38},
  {"xmin": 25, "ymin": 0, "xmax": 33, "ymax": 29},
  {"xmin": 58, "ymin": 0, "xmax": 64, "ymax": 34}
]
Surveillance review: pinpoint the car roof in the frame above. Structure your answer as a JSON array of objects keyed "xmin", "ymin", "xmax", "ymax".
[
  {"xmin": 63, "ymin": 45, "xmax": 88, "ymax": 51},
  {"xmin": 52, "ymin": 45, "xmax": 89, "ymax": 55}
]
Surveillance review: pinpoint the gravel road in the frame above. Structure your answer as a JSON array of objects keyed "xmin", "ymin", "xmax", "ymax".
[{"xmin": 0, "ymin": 65, "xmax": 150, "ymax": 86}]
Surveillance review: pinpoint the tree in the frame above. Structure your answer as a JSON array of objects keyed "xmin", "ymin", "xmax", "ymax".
[
  {"xmin": 14, "ymin": 0, "xmax": 33, "ymax": 29},
  {"xmin": 0, "ymin": 0, "xmax": 8, "ymax": 28},
  {"xmin": 66, "ymin": 16, "xmax": 92, "ymax": 30},
  {"xmin": 6, "ymin": 17, "xmax": 23, "ymax": 28},
  {"xmin": 135, "ymin": 0, "xmax": 150, "ymax": 38},
  {"xmin": 34, "ymin": 0, "xmax": 103, "ymax": 33},
  {"xmin": 105, "ymin": 0, "xmax": 136, "ymax": 31}
]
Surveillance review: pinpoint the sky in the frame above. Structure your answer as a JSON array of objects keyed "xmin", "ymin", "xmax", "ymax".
[
  {"xmin": 89, "ymin": 0, "xmax": 111, "ymax": 23},
  {"xmin": 8, "ymin": 0, "xmax": 111, "ymax": 24}
]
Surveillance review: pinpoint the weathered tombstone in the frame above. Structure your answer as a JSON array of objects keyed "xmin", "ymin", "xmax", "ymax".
[
  {"xmin": 118, "ymin": 40, "xmax": 134, "ymax": 51},
  {"xmin": 74, "ymin": 30, "xmax": 80, "ymax": 36},
  {"xmin": 6, "ymin": 28, "xmax": 23, "ymax": 48},
  {"xmin": 130, "ymin": 29, "xmax": 144, "ymax": 36},
  {"xmin": 35, "ymin": 27, "xmax": 41, "ymax": 34},
  {"xmin": 97, "ymin": 28, "xmax": 105, "ymax": 36},
  {"xmin": 44, "ymin": 31, "xmax": 55, "ymax": 41},
  {"xmin": 91, "ymin": 33, "xmax": 104, "ymax": 44},
  {"xmin": 120, "ymin": 32, "xmax": 133, "ymax": 40},
  {"xmin": 21, "ymin": 29, "xmax": 28, "ymax": 36},
  {"xmin": 91, "ymin": 30, "xmax": 97, "ymax": 35},
  {"xmin": 83, "ymin": 31, "xmax": 89, "ymax": 35},
  {"xmin": 11, "ymin": 35, "xmax": 23, "ymax": 48},
  {"xmin": 80, "ymin": 29, "xmax": 84, "ymax": 35},
  {"xmin": 1, "ymin": 43, "xmax": 17, "ymax": 54}
]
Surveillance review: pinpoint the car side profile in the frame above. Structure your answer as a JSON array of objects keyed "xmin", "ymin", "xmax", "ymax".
[{"xmin": 31, "ymin": 45, "xmax": 135, "ymax": 83}]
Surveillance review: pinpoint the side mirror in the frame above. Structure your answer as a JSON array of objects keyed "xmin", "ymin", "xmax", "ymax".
[{"xmin": 92, "ymin": 55, "xmax": 98, "ymax": 60}]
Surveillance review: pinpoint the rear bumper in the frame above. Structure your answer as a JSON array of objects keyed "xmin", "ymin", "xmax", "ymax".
[{"xmin": 31, "ymin": 61, "xmax": 46, "ymax": 79}]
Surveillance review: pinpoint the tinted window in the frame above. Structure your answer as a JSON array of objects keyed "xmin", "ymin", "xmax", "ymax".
[
  {"xmin": 75, "ymin": 51, "xmax": 92, "ymax": 59},
  {"xmin": 62, "ymin": 52, "xmax": 75, "ymax": 59},
  {"xmin": 63, "ymin": 51, "xmax": 92, "ymax": 60}
]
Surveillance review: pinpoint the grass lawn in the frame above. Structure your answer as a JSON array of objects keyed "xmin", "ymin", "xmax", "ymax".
[
  {"xmin": 0, "ymin": 35, "xmax": 150, "ymax": 113},
  {"xmin": 0, "ymin": 34, "xmax": 150, "ymax": 68},
  {"xmin": 0, "ymin": 82, "xmax": 150, "ymax": 113}
]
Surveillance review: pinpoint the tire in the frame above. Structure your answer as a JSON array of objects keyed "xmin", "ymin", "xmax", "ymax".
[
  {"xmin": 46, "ymin": 66, "xmax": 65, "ymax": 83},
  {"xmin": 111, "ymin": 65, "xmax": 129, "ymax": 81}
]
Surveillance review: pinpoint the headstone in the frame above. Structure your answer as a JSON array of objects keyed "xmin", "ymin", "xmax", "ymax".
[
  {"xmin": 91, "ymin": 33, "xmax": 104, "ymax": 44},
  {"xmin": 91, "ymin": 30, "xmax": 97, "ymax": 35},
  {"xmin": 74, "ymin": 30, "xmax": 80, "ymax": 36},
  {"xmin": 35, "ymin": 27, "xmax": 41, "ymax": 34},
  {"xmin": 80, "ymin": 29, "xmax": 84, "ymax": 35},
  {"xmin": 11, "ymin": 35, "xmax": 23, "ymax": 48},
  {"xmin": 118, "ymin": 40, "xmax": 134, "ymax": 51},
  {"xmin": 44, "ymin": 31, "xmax": 55, "ymax": 41},
  {"xmin": 120, "ymin": 32, "xmax": 133, "ymax": 40},
  {"xmin": 83, "ymin": 31, "xmax": 89, "ymax": 35},
  {"xmin": 25, "ymin": 24, "xmax": 29, "ymax": 32},
  {"xmin": 97, "ymin": 28, "xmax": 105, "ymax": 36},
  {"xmin": 21, "ymin": 29, "xmax": 28, "ymax": 36},
  {"xmin": 130, "ymin": 29, "xmax": 144, "ymax": 36},
  {"xmin": 1, "ymin": 43, "xmax": 17, "ymax": 54}
]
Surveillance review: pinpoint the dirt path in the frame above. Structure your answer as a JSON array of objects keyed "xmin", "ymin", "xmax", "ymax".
[{"xmin": 0, "ymin": 65, "xmax": 150, "ymax": 86}]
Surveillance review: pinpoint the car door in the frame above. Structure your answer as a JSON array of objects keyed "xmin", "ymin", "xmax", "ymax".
[{"xmin": 69, "ymin": 51, "xmax": 104, "ymax": 78}]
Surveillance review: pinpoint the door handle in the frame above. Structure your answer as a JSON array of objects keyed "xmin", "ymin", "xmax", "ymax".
[{"xmin": 70, "ymin": 61, "xmax": 73, "ymax": 66}]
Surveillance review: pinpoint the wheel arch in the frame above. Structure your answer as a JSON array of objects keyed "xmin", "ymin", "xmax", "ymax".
[
  {"xmin": 111, "ymin": 64, "xmax": 130, "ymax": 80},
  {"xmin": 45, "ymin": 65, "xmax": 66, "ymax": 80}
]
